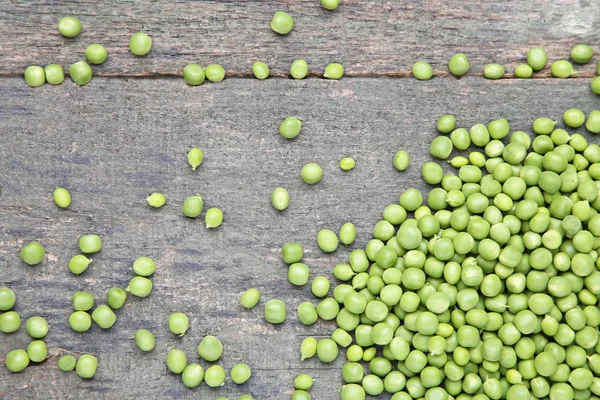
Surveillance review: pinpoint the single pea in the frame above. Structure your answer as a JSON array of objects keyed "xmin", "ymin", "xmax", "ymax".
[
  {"xmin": 205, "ymin": 207, "xmax": 224, "ymax": 228},
  {"xmin": 340, "ymin": 384, "xmax": 366, "ymax": 400},
  {"xmin": 134, "ymin": 329, "xmax": 155, "ymax": 352},
  {"xmin": 197, "ymin": 335, "xmax": 223, "ymax": 361},
  {"xmin": 92, "ymin": 305, "xmax": 116, "ymax": 329},
  {"xmin": 448, "ymin": 53, "xmax": 470, "ymax": 77},
  {"xmin": 24, "ymin": 66, "xmax": 45, "ymax": 88},
  {"xmin": 317, "ymin": 229, "xmax": 339, "ymax": 252},
  {"xmin": 0, "ymin": 311, "xmax": 21, "ymax": 333},
  {"xmin": 231, "ymin": 363, "xmax": 252, "ymax": 384},
  {"xmin": 204, "ymin": 365, "xmax": 226, "ymax": 387},
  {"xmin": 393, "ymin": 150, "xmax": 410, "ymax": 171},
  {"xmin": 339, "ymin": 222, "xmax": 357, "ymax": 245},
  {"xmin": 58, "ymin": 354, "xmax": 76, "ymax": 371},
  {"xmin": 85, "ymin": 44, "xmax": 108, "ymax": 65},
  {"xmin": 166, "ymin": 349, "xmax": 187, "ymax": 374},
  {"xmin": 484, "ymin": 63, "xmax": 505, "ymax": 79},
  {"xmin": 129, "ymin": 32, "xmax": 152, "ymax": 56},
  {"xmin": 527, "ymin": 47, "xmax": 547, "ymax": 71},
  {"xmin": 271, "ymin": 187, "xmax": 290, "ymax": 211},
  {"xmin": 187, "ymin": 148, "xmax": 204, "ymax": 170},
  {"xmin": 571, "ymin": 44, "xmax": 594, "ymax": 64},
  {"xmin": 422, "ymin": 162, "xmax": 444, "ymax": 185},
  {"xmin": 132, "ymin": 256, "xmax": 156, "ymax": 277},
  {"xmin": 69, "ymin": 61, "xmax": 92, "ymax": 86},
  {"xmin": 5, "ymin": 349, "xmax": 29, "ymax": 372},
  {"xmin": 586, "ymin": 110, "xmax": 600, "ymax": 133},
  {"xmin": 26, "ymin": 316, "xmax": 49, "ymax": 339},
  {"xmin": 430, "ymin": 136, "xmax": 453, "ymax": 159},
  {"xmin": 323, "ymin": 62, "xmax": 346, "ymax": 80},
  {"xmin": 321, "ymin": 0, "xmax": 340, "ymax": 10},
  {"xmin": 280, "ymin": 117, "xmax": 302, "ymax": 139},
  {"xmin": 240, "ymin": 288, "xmax": 261, "ymax": 309},
  {"xmin": 183, "ymin": 64, "xmax": 205, "ymax": 86},
  {"xmin": 301, "ymin": 337, "xmax": 318, "ymax": 360},
  {"xmin": 294, "ymin": 374, "xmax": 314, "ymax": 390},
  {"xmin": 264, "ymin": 299, "xmax": 286, "ymax": 324},
  {"xmin": 68, "ymin": 310, "xmax": 91, "ymax": 332},
  {"xmin": 20, "ymin": 241, "xmax": 45, "ymax": 265},
  {"xmin": 564, "ymin": 108, "xmax": 586, "ymax": 128},
  {"xmin": 69, "ymin": 255, "xmax": 92, "ymax": 275},
  {"xmin": 437, "ymin": 114, "xmax": 457, "ymax": 134},
  {"xmin": 182, "ymin": 195, "xmax": 203, "ymax": 218},
  {"xmin": 281, "ymin": 242, "xmax": 303, "ymax": 264},
  {"xmin": 271, "ymin": 11, "xmax": 294, "ymax": 34},
  {"xmin": 26, "ymin": 340, "xmax": 47, "ymax": 363},
  {"xmin": 52, "ymin": 187, "xmax": 71, "ymax": 208},
  {"xmin": 412, "ymin": 61, "xmax": 433, "ymax": 80},
  {"xmin": 146, "ymin": 192, "xmax": 166, "ymax": 208},
  {"xmin": 43, "ymin": 64, "xmax": 65, "ymax": 85},
  {"xmin": 182, "ymin": 364, "xmax": 204, "ymax": 388},
  {"xmin": 252, "ymin": 61, "xmax": 269, "ymax": 80},
  {"xmin": 106, "ymin": 287, "xmax": 126, "ymax": 309},
  {"xmin": 126, "ymin": 276, "xmax": 153, "ymax": 298},
  {"xmin": 551, "ymin": 60, "xmax": 574, "ymax": 78},
  {"xmin": 0, "ymin": 288, "xmax": 16, "ymax": 311},
  {"xmin": 291, "ymin": 390, "xmax": 311, "ymax": 400},
  {"xmin": 317, "ymin": 338, "xmax": 339, "ymax": 363},
  {"xmin": 76, "ymin": 354, "xmax": 97, "ymax": 379},
  {"xmin": 290, "ymin": 59, "xmax": 309, "ymax": 79},
  {"xmin": 339, "ymin": 157, "xmax": 355, "ymax": 171},
  {"xmin": 300, "ymin": 163, "xmax": 323, "ymax": 184},
  {"xmin": 168, "ymin": 312, "xmax": 189, "ymax": 336},
  {"xmin": 79, "ymin": 234, "xmax": 102, "ymax": 253},
  {"xmin": 514, "ymin": 64, "xmax": 533, "ymax": 78},
  {"xmin": 532, "ymin": 117, "xmax": 556, "ymax": 135},
  {"xmin": 288, "ymin": 263, "xmax": 310, "ymax": 286},
  {"xmin": 312, "ymin": 276, "xmax": 330, "ymax": 297},
  {"xmin": 205, "ymin": 64, "xmax": 226, "ymax": 82},
  {"xmin": 591, "ymin": 76, "xmax": 600, "ymax": 95},
  {"xmin": 57, "ymin": 16, "xmax": 82, "ymax": 37}
]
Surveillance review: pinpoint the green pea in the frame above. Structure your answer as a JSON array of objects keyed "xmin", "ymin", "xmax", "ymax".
[
  {"xmin": 393, "ymin": 150, "xmax": 410, "ymax": 171},
  {"xmin": 312, "ymin": 276, "xmax": 330, "ymax": 297},
  {"xmin": 240, "ymin": 288, "xmax": 260, "ymax": 309},
  {"xmin": 0, "ymin": 310, "xmax": 20, "ymax": 333},
  {"xmin": 436, "ymin": 114, "xmax": 457, "ymax": 134},
  {"xmin": 269, "ymin": 187, "xmax": 290, "ymax": 211},
  {"xmin": 422, "ymin": 162, "xmax": 444, "ymax": 185},
  {"xmin": 316, "ymin": 229, "xmax": 339, "ymax": 253},
  {"xmin": 135, "ymin": 329, "xmax": 156, "ymax": 351},
  {"xmin": 58, "ymin": 16, "xmax": 82, "ymax": 37},
  {"xmin": 339, "ymin": 157, "xmax": 355, "ymax": 171},
  {"xmin": 514, "ymin": 64, "xmax": 533, "ymax": 78},
  {"xmin": 146, "ymin": 192, "xmax": 166, "ymax": 208},
  {"xmin": 204, "ymin": 365, "xmax": 226, "ymax": 387},
  {"xmin": 205, "ymin": 207, "xmax": 224, "ymax": 228},
  {"xmin": 338, "ymin": 222, "xmax": 357, "ymax": 246},
  {"xmin": 591, "ymin": 76, "xmax": 600, "ymax": 95},
  {"xmin": 205, "ymin": 64, "xmax": 226, "ymax": 82},
  {"xmin": 563, "ymin": 108, "xmax": 586, "ymax": 128},
  {"xmin": 182, "ymin": 194, "xmax": 203, "ymax": 217},
  {"xmin": 20, "ymin": 241, "xmax": 45, "ymax": 265},
  {"xmin": 168, "ymin": 312, "xmax": 189, "ymax": 336},
  {"xmin": 280, "ymin": 116, "xmax": 302, "ymax": 139},
  {"xmin": 321, "ymin": 0, "xmax": 340, "ymax": 10},
  {"xmin": 413, "ymin": 61, "xmax": 433, "ymax": 80},
  {"xmin": 281, "ymin": 242, "xmax": 303, "ymax": 263},
  {"xmin": 288, "ymin": 263, "xmax": 309, "ymax": 286},
  {"xmin": 85, "ymin": 44, "xmax": 107, "ymax": 65},
  {"xmin": 5, "ymin": 349, "xmax": 29, "ymax": 372},
  {"xmin": 166, "ymin": 349, "xmax": 187, "ymax": 373},
  {"xmin": 270, "ymin": 11, "xmax": 294, "ymax": 35},
  {"xmin": 300, "ymin": 163, "xmax": 323, "ymax": 184},
  {"xmin": 69, "ymin": 61, "xmax": 92, "ymax": 86},
  {"xmin": 264, "ymin": 299, "xmax": 286, "ymax": 324},
  {"xmin": 76, "ymin": 354, "xmax": 98, "ymax": 379},
  {"xmin": 290, "ymin": 59, "xmax": 309, "ymax": 79},
  {"xmin": 297, "ymin": 301, "xmax": 318, "ymax": 325},
  {"xmin": 187, "ymin": 147, "xmax": 204, "ymax": 170},
  {"xmin": 52, "ymin": 187, "xmax": 71, "ymax": 208},
  {"xmin": 551, "ymin": 60, "xmax": 574, "ymax": 78},
  {"xmin": 251, "ymin": 61, "xmax": 269, "ymax": 80},
  {"xmin": 430, "ymin": 136, "xmax": 454, "ymax": 159},
  {"xmin": 316, "ymin": 338, "xmax": 339, "ymax": 362},
  {"xmin": 68, "ymin": 310, "xmax": 91, "ymax": 332},
  {"xmin": 197, "ymin": 335, "xmax": 223, "ymax": 362},
  {"xmin": 92, "ymin": 305, "xmax": 116, "ymax": 329},
  {"xmin": 229, "ymin": 363, "xmax": 251, "ymax": 384},
  {"xmin": 183, "ymin": 64, "xmax": 205, "ymax": 86},
  {"xmin": 182, "ymin": 364, "xmax": 204, "ymax": 388},
  {"xmin": 571, "ymin": 44, "xmax": 594, "ymax": 64},
  {"xmin": 484, "ymin": 63, "xmax": 505, "ymax": 79},
  {"xmin": 44, "ymin": 64, "xmax": 65, "ymax": 85},
  {"xmin": 300, "ymin": 337, "xmax": 317, "ymax": 360},
  {"xmin": 340, "ymin": 384, "xmax": 366, "ymax": 400},
  {"xmin": 126, "ymin": 276, "xmax": 153, "ymax": 298},
  {"xmin": 106, "ymin": 287, "xmax": 126, "ymax": 309},
  {"xmin": 26, "ymin": 316, "xmax": 48, "ymax": 339},
  {"xmin": 527, "ymin": 47, "xmax": 547, "ymax": 71},
  {"xmin": 129, "ymin": 32, "xmax": 152, "ymax": 55},
  {"xmin": 79, "ymin": 234, "xmax": 102, "ymax": 253},
  {"xmin": 324, "ymin": 63, "xmax": 344, "ymax": 79},
  {"xmin": 293, "ymin": 374, "xmax": 314, "ymax": 390},
  {"xmin": 448, "ymin": 53, "xmax": 470, "ymax": 77},
  {"xmin": 58, "ymin": 354, "xmax": 76, "ymax": 371},
  {"xmin": 0, "ymin": 288, "xmax": 16, "ymax": 311},
  {"xmin": 586, "ymin": 110, "xmax": 600, "ymax": 133}
]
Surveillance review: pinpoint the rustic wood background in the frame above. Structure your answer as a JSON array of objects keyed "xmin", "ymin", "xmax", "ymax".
[{"xmin": 0, "ymin": 1, "xmax": 599, "ymax": 399}]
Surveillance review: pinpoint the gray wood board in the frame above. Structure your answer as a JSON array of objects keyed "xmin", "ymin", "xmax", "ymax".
[
  {"xmin": 0, "ymin": 77, "xmax": 599, "ymax": 399},
  {"xmin": 1, "ymin": 1, "xmax": 600, "ymax": 76}
]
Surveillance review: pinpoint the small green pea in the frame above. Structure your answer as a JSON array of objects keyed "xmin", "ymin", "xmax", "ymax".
[
  {"xmin": 27, "ymin": 340, "xmax": 48, "ymax": 363},
  {"xmin": 205, "ymin": 207, "xmax": 224, "ymax": 228},
  {"xmin": 297, "ymin": 301, "xmax": 318, "ymax": 324},
  {"xmin": 183, "ymin": 64, "xmax": 205, "ymax": 86},
  {"xmin": 53, "ymin": 187, "xmax": 71, "ymax": 208},
  {"xmin": 300, "ymin": 163, "xmax": 323, "ymax": 184},
  {"xmin": 317, "ymin": 229, "xmax": 339, "ymax": 252},
  {"xmin": 527, "ymin": 47, "xmax": 547, "ymax": 71},
  {"xmin": 182, "ymin": 194, "xmax": 203, "ymax": 217},
  {"xmin": 271, "ymin": 187, "xmax": 290, "ymax": 211},
  {"xmin": 393, "ymin": 150, "xmax": 410, "ymax": 171},
  {"xmin": 135, "ymin": 329, "xmax": 156, "ymax": 351},
  {"xmin": 166, "ymin": 349, "xmax": 187, "ymax": 373},
  {"xmin": 551, "ymin": 60, "xmax": 574, "ymax": 78},
  {"xmin": 324, "ymin": 63, "xmax": 344, "ymax": 79},
  {"xmin": 316, "ymin": 338, "xmax": 339, "ymax": 363},
  {"xmin": 78, "ymin": 234, "xmax": 102, "ymax": 254},
  {"xmin": 76, "ymin": 354, "xmax": 98, "ymax": 379},
  {"xmin": 430, "ymin": 136, "xmax": 454, "ymax": 159},
  {"xmin": 132, "ymin": 257, "xmax": 156, "ymax": 277},
  {"xmin": 126, "ymin": 276, "xmax": 153, "ymax": 298},
  {"xmin": 339, "ymin": 157, "xmax": 355, "ymax": 171},
  {"xmin": 0, "ymin": 311, "xmax": 21, "ymax": 333},
  {"xmin": 571, "ymin": 44, "xmax": 594, "ymax": 64},
  {"xmin": 129, "ymin": 32, "xmax": 152, "ymax": 56},
  {"xmin": 197, "ymin": 335, "xmax": 223, "ymax": 362},
  {"xmin": 412, "ymin": 61, "xmax": 433, "ymax": 80},
  {"xmin": 288, "ymin": 263, "xmax": 310, "ymax": 286},
  {"xmin": 240, "ymin": 288, "xmax": 261, "ymax": 309},
  {"xmin": 69, "ymin": 255, "xmax": 91, "ymax": 274},
  {"xmin": 448, "ymin": 53, "xmax": 470, "ymax": 77},
  {"xmin": 58, "ymin": 354, "xmax": 76, "ymax": 371},
  {"xmin": 484, "ymin": 63, "xmax": 505, "ymax": 79},
  {"xmin": 92, "ymin": 305, "xmax": 116, "ymax": 329},
  {"xmin": 312, "ymin": 276, "xmax": 330, "ymax": 297},
  {"xmin": 300, "ymin": 337, "xmax": 317, "ymax": 360},
  {"xmin": 85, "ymin": 44, "xmax": 108, "ymax": 65},
  {"xmin": 514, "ymin": 64, "xmax": 533, "ymax": 78},
  {"xmin": 280, "ymin": 116, "xmax": 302, "ymax": 139},
  {"xmin": 20, "ymin": 241, "xmax": 45, "ymax": 265},
  {"xmin": 294, "ymin": 374, "xmax": 314, "ymax": 390},
  {"xmin": 264, "ymin": 299, "xmax": 286, "ymax": 324},
  {"xmin": 24, "ymin": 66, "xmax": 45, "ymax": 87},
  {"xmin": 231, "ymin": 364, "xmax": 252, "ymax": 384},
  {"xmin": 69, "ymin": 311, "xmax": 91, "ymax": 332},
  {"xmin": 586, "ymin": 110, "xmax": 600, "ymax": 133},
  {"xmin": 69, "ymin": 61, "xmax": 92, "ymax": 86},
  {"xmin": 0, "ymin": 287, "xmax": 16, "ymax": 311},
  {"xmin": 73, "ymin": 291, "xmax": 95, "ymax": 311},
  {"xmin": 44, "ymin": 64, "xmax": 65, "ymax": 85},
  {"xmin": 591, "ymin": 76, "xmax": 600, "ymax": 95},
  {"xmin": 533, "ymin": 117, "xmax": 556, "ymax": 135},
  {"xmin": 252, "ymin": 61, "xmax": 269, "ymax": 80},
  {"xmin": 281, "ymin": 242, "xmax": 303, "ymax": 263},
  {"xmin": 321, "ymin": 0, "xmax": 340, "ymax": 10},
  {"xmin": 182, "ymin": 364, "xmax": 204, "ymax": 387},
  {"xmin": 204, "ymin": 365, "xmax": 226, "ymax": 387},
  {"xmin": 205, "ymin": 64, "xmax": 226, "ymax": 82},
  {"xmin": 168, "ymin": 312, "xmax": 189, "ymax": 336},
  {"xmin": 5, "ymin": 349, "xmax": 29, "ymax": 372},
  {"xmin": 290, "ymin": 59, "xmax": 309, "ymax": 79},
  {"xmin": 106, "ymin": 287, "xmax": 126, "ymax": 309},
  {"xmin": 271, "ymin": 11, "xmax": 294, "ymax": 35},
  {"xmin": 146, "ymin": 193, "xmax": 166, "ymax": 208},
  {"xmin": 26, "ymin": 316, "xmax": 49, "ymax": 339},
  {"xmin": 187, "ymin": 147, "xmax": 204, "ymax": 170},
  {"xmin": 339, "ymin": 222, "xmax": 357, "ymax": 245},
  {"xmin": 57, "ymin": 16, "xmax": 82, "ymax": 37},
  {"xmin": 563, "ymin": 108, "xmax": 586, "ymax": 128}
]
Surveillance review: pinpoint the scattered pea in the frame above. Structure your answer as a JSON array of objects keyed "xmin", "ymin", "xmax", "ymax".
[
  {"xmin": 0, "ymin": 288, "xmax": 16, "ymax": 311},
  {"xmin": 272, "ymin": 187, "xmax": 290, "ymax": 211},
  {"xmin": 182, "ymin": 195, "xmax": 203, "ymax": 217},
  {"xmin": 393, "ymin": 150, "xmax": 410, "ymax": 171},
  {"xmin": 5, "ymin": 349, "xmax": 29, "ymax": 372},
  {"xmin": 324, "ymin": 63, "xmax": 344, "ymax": 79},
  {"xmin": 252, "ymin": 61, "xmax": 269, "ymax": 80},
  {"xmin": 73, "ymin": 291, "xmax": 95, "ymax": 311},
  {"xmin": 24, "ymin": 66, "xmax": 45, "ymax": 88},
  {"xmin": 264, "ymin": 299, "xmax": 286, "ymax": 324},
  {"xmin": 69, "ymin": 311, "xmax": 92, "ymax": 332},
  {"xmin": 563, "ymin": 108, "xmax": 586, "ymax": 128},
  {"xmin": 448, "ymin": 53, "xmax": 470, "ymax": 77},
  {"xmin": 197, "ymin": 335, "xmax": 223, "ymax": 361},
  {"xmin": 591, "ymin": 76, "xmax": 600, "ymax": 95},
  {"xmin": 300, "ymin": 163, "xmax": 323, "ymax": 184},
  {"xmin": 290, "ymin": 59, "xmax": 309, "ymax": 79},
  {"xmin": 58, "ymin": 354, "xmax": 76, "ymax": 371},
  {"xmin": 27, "ymin": 340, "xmax": 47, "ymax": 362},
  {"xmin": 550, "ymin": 60, "xmax": 574, "ymax": 78},
  {"xmin": 205, "ymin": 64, "xmax": 226, "ymax": 82},
  {"xmin": 231, "ymin": 363, "xmax": 252, "ymax": 384},
  {"xmin": 91, "ymin": 305, "xmax": 116, "ymax": 329},
  {"xmin": 484, "ymin": 63, "xmax": 505, "ymax": 79},
  {"xmin": 147, "ymin": 192, "xmax": 166, "ymax": 207},
  {"xmin": 182, "ymin": 364, "xmax": 204, "ymax": 387},
  {"xmin": 187, "ymin": 148, "xmax": 204, "ymax": 170},
  {"xmin": 205, "ymin": 207, "xmax": 224, "ymax": 228},
  {"xmin": 205, "ymin": 365, "xmax": 226, "ymax": 387},
  {"xmin": 26, "ymin": 316, "xmax": 49, "ymax": 339},
  {"xmin": 294, "ymin": 374, "xmax": 314, "ymax": 390},
  {"xmin": 339, "ymin": 222, "xmax": 357, "ymax": 245},
  {"xmin": 183, "ymin": 64, "xmax": 205, "ymax": 86},
  {"xmin": 270, "ymin": 11, "xmax": 294, "ymax": 35},
  {"xmin": 44, "ymin": 64, "xmax": 65, "ymax": 85},
  {"xmin": 300, "ymin": 337, "xmax": 318, "ymax": 360},
  {"xmin": 339, "ymin": 157, "xmax": 355, "ymax": 171},
  {"xmin": 317, "ymin": 229, "xmax": 339, "ymax": 252},
  {"xmin": 527, "ymin": 47, "xmax": 547, "ymax": 71},
  {"xmin": 85, "ymin": 44, "xmax": 108, "ymax": 65},
  {"xmin": 69, "ymin": 61, "xmax": 92, "ymax": 86},
  {"xmin": 321, "ymin": 0, "xmax": 340, "ymax": 10},
  {"xmin": 106, "ymin": 287, "xmax": 126, "ymax": 309},
  {"xmin": 53, "ymin": 187, "xmax": 71, "ymax": 208},
  {"xmin": 412, "ymin": 61, "xmax": 433, "ymax": 80},
  {"xmin": 57, "ymin": 16, "xmax": 82, "ymax": 38},
  {"xmin": 571, "ymin": 44, "xmax": 594, "ymax": 64},
  {"xmin": 20, "ymin": 241, "xmax": 45, "ymax": 265},
  {"xmin": 135, "ymin": 329, "xmax": 156, "ymax": 352},
  {"xmin": 168, "ymin": 312, "xmax": 189, "ymax": 336},
  {"xmin": 79, "ymin": 234, "xmax": 102, "ymax": 253},
  {"xmin": 129, "ymin": 32, "xmax": 152, "ymax": 56},
  {"xmin": 514, "ymin": 64, "xmax": 533, "ymax": 78},
  {"xmin": 0, "ymin": 311, "xmax": 21, "ymax": 333},
  {"xmin": 126, "ymin": 276, "xmax": 153, "ymax": 298},
  {"xmin": 279, "ymin": 117, "xmax": 302, "ymax": 139},
  {"xmin": 166, "ymin": 349, "xmax": 187, "ymax": 373},
  {"xmin": 240, "ymin": 288, "xmax": 261, "ymax": 309}
]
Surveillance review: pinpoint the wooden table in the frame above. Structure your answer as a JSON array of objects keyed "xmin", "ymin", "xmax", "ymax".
[{"xmin": 1, "ymin": 1, "xmax": 599, "ymax": 399}]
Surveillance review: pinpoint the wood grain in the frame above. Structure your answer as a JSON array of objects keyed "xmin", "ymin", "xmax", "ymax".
[
  {"xmin": 1, "ymin": 1, "xmax": 600, "ymax": 76},
  {"xmin": 0, "ymin": 77, "xmax": 599, "ymax": 399}
]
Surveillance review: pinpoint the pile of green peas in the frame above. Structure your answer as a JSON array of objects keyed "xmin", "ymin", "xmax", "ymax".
[{"xmin": 292, "ymin": 108, "xmax": 600, "ymax": 400}]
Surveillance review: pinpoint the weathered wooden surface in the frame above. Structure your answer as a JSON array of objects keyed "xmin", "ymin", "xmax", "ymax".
[
  {"xmin": 0, "ymin": 77, "xmax": 598, "ymax": 399},
  {"xmin": 1, "ymin": 0, "xmax": 600, "ymax": 76}
]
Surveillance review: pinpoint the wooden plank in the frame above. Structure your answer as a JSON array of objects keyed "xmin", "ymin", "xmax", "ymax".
[
  {"xmin": 0, "ymin": 77, "xmax": 599, "ymax": 398},
  {"xmin": 1, "ymin": 1, "xmax": 600, "ymax": 76}
]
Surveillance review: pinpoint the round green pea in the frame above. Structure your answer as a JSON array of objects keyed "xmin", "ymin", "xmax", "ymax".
[
  {"xmin": 393, "ymin": 150, "xmax": 410, "ymax": 171},
  {"xmin": 5, "ymin": 349, "xmax": 29, "ymax": 372},
  {"xmin": 205, "ymin": 365, "xmax": 226, "ymax": 387},
  {"xmin": 240, "ymin": 288, "xmax": 261, "ymax": 309},
  {"xmin": 166, "ymin": 349, "xmax": 187, "ymax": 373},
  {"xmin": 0, "ymin": 288, "xmax": 16, "ymax": 311},
  {"xmin": 129, "ymin": 32, "xmax": 152, "ymax": 56},
  {"xmin": 571, "ymin": 44, "xmax": 594, "ymax": 64},
  {"xmin": 133, "ymin": 257, "xmax": 156, "ymax": 276},
  {"xmin": 197, "ymin": 335, "xmax": 223, "ymax": 361},
  {"xmin": 24, "ymin": 66, "xmax": 45, "ymax": 87},
  {"xmin": 79, "ymin": 234, "xmax": 102, "ymax": 253},
  {"xmin": 126, "ymin": 276, "xmax": 153, "ymax": 298},
  {"xmin": 484, "ymin": 63, "xmax": 505, "ymax": 79},
  {"xmin": 231, "ymin": 363, "xmax": 252, "ymax": 384},
  {"xmin": 272, "ymin": 187, "xmax": 290, "ymax": 211},
  {"xmin": 288, "ymin": 263, "xmax": 310, "ymax": 286},
  {"xmin": 586, "ymin": 110, "xmax": 600, "ymax": 133},
  {"xmin": 146, "ymin": 192, "xmax": 166, "ymax": 208},
  {"xmin": 182, "ymin": 364, "xmax": 204, "ymax": 388},
  {"xmin": 300, "ymin": 337, "xmax": 318, "ymax": 360},
  {"xmin": 69, "ymin": 61, "xmax": 92, "ymax": 86},
  {"xmin": 44, "ymin": 64, "xmax": 64, "ymax": 85},
  {"xmin": 69, "ymin": 255, "xmax": 91, "ymax": 275},
  {"xmin": 135, "ymin": 329, "xmax": 156, "ymax": 351},
  {"xmin": 270, "ymin": 11, "xmax": 294, "ymax": 35},
  {"xmin": 340, "ymin": 384, "xmax": 365, "ymax": 400},
  {"xmin": 53, "ymin": 187, "xmax": 71, "ymax": 208},
  {"xmin": 514, "ymin": 64, "xmax": 533, "ymax": 78},
  {"xmin": 68, "ymin": 311, "xmax": 91, "ymax": 332},
  {"xmin": 300, "ymin": 163, "xmax": 323, "ymax": 184},
  {"xmin": 413, "ymin": 61, "xmax": 433, "ymax": 80},
  {"xmin": 28, "ymin": 342, "xmax": 48, "ymax": 363},
  {"xmin": 106, "ymin": 287, "xmax": 126, "ymax": 309},
  {"xmin": 187, "ymin": 147, "xmax": 204, "ymax": 170},
  {"xmin": 183, "ymin": 64, "xmax": 205, "ymax": 86},
  {"xmin": 294, "ymin": 374, "xmax": 314, "ymax": 390},
  {"xmin": 448, "ymin": 53, "xmax": 470, "ymax": 77},
  {"xmin": 204, "ymin": 64, "xmax": 225, "ymax": 82},
  {"xmin": 58, "ymin": 354, "xmax": 76, "ymax": 371},
  {"xmin": 321, "ymin": 0, "xmax": 340, "ymax": 10},
  {"xmin": 57, "ymin": 16, "xmax": 82, "ymax": 37},
  {"xmin": 85, "ymin": 44, "xmax": 108, "ymax": 65},
  {"xmin": 527, "ymin": 47, "xmax": 547, "ymax": 71},
  {"xmin": 324, "ymin": 63, "xmax": 344, "ymax": 79},
  {"xmin": 564, "ymin": 108, "xmax": 586, "ymax": 128},
  {"xmin": 205, "ymin": 207, "xmax": 223, "ymax": 228},
  {"xmin": 430, "ymin": 136, "xmax": 453, "ymax": 159},
  {"xmin": 26, "ymin": 316, "xmax": 49, "ymax": 339},
  {"xmin": 20, "ymin": 241, "xmax": 45, "ymax": 265},
  {"xmin": 316, "ymin": 338, "xmax": 339, "ymax": 363},
  {"xmin": 0, "ymin": 311, "xmax": 20, "ymax": 333},
  {"xmin": 182, "ymin": 195, "xmax": 203, "ymax": 217},
  {"xmin": 281, "ymin": 242, "xmax": 303, "ymax": 263},
  {"xmin": 591, "ymin": 76, "xmax": 600, "ymax": 95},
  {"xmin": 264, "ymin": 299, "xmax": 286, "ymax": 324},
  {"xmin": 168, "ymin": 312, "xmax": 189, "ymax": 336},
  {"xmin": 551, "ymin": 60, "xmax": 574, "ymax": 78},
  {"xmin": 280, "ymin": 117, "xmax": 302, "ymax": 139},
  {"xmin": 339, "ymin": 157, "xmax": 355, "ymax": 171},
  {"xmin": 312, "ymin": 276, "xmax": 330, "ymax": 297},
  {"xmin": 92, "ymin": 305, "xmax": 116, "ymax": 329},
  {"xmin": 76, "ymin": 354, "xmax": 97, "ymax": 379},
  {"xmin": 339, "ymin": 222, "xmax": 357, "ymax": 245},
  {"xmin": 290, "ymin": 59, "xmax": 309, "ymax": 79},
  {"xmin": 252, "ymin": 61, "xmax": 269, "ymax": 80},
  {"xmin": 317, "ymin": 229, "xmax": 339, "ymax": 252}
]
